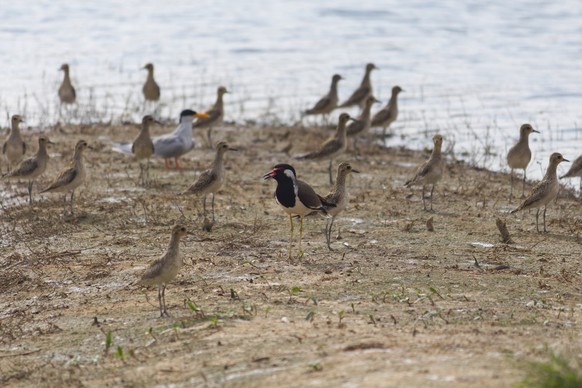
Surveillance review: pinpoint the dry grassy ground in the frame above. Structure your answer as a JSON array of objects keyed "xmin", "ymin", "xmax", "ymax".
[{"xmin": 1, "ymin": 121, "xmax": 581, "ymax": 387}]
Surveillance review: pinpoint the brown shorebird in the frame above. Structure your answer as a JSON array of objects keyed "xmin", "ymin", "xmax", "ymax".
[
  {"xmin": 182, "ymin": 142, "xmax": 237, "ymax": 221},
  {"xmin": 132, "ymin": 115, "xmax": 158, "ymax": 185},
  {"xmin": 371, "ymin": 85, "xmax": 403, "ymax": 137},
  {"xmin": 296, "ymin": 113, "xmax": 354, "ymax": 184},
  {"xmin": 338, "ymin": 63, "xmax": 377, "ymax": 109},
  {"xmin": 507, "ymin": 123, "xmax": 539, "ymax": 199},
  {"xmin": 192, "ymin": 86, "xmax": 228, "ymax": 148},
  {"xmin": 41, "ymin": 140, "xmax": 89, "ymax": 215},
  {"xmin": 142, "ymin": 63, "xmax": 161, "ymax": 102},
  {"xmin": 3, "ymin": 114, "xmax": 27, "ymax": 170},
  {"xmin": 264, "ymin": 164, "xmax": 333, "ymax": 258},
  {"xmin": 139, "ymin": 224, "xmax": 188, "ymax": 317},
  {"xmin": 511, "ymin": 152, "xmax": 568, "ymax": 233},
  {"xmin": 58, "ymin": 63, "xmax": 76, "ymax": 105},
  {"xmin": 346, "ymin": 95, "xmax": 380, "ymax": 152},
  {"xmin": 404, "ymin": 134, "xmax": 444, "ymax": 211},
  {"xmin": 560, "ymin": 154, "xmax": 582, "ymax": 190},
  {"xmin": 303, "ymin": 74, "xmax": 343, "ymax": 123},
  {"xmin": 3, "ymin": 136, "xmax": 53, "ymax": 204},
  {"xmin": 322, "ymin": 162, "xmax": 359, "ymax": 250}
]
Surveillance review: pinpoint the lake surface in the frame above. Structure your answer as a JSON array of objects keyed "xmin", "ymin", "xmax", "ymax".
[{"xmin": 1, "ymin": 0, "xmax": 581, "ymax": 180}]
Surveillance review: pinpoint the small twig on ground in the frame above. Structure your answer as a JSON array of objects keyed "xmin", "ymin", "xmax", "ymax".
[{"xmin": 496, "ymin": 218, "xmax": 514, "ymax": 244}]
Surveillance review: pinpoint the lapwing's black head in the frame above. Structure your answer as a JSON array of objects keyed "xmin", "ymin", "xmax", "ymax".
[{"xmin": 263, "ymin": 164, "xmax": 297, "ymax": 182}]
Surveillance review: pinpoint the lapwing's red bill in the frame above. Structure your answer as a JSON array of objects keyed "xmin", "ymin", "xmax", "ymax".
[{"xmin": 263, "ymin": 167, "xmax": 282, "ymax": 180}]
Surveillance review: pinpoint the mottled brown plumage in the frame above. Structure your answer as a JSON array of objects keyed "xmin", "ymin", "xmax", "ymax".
[{"xmin": 405, "ymin": 134, "xmax": 444, "ymax": 211}]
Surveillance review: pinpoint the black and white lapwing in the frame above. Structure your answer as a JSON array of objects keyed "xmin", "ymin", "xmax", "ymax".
[{"xmin": 264, "ymin": 163, "xmax": 333, "ymax": 259}]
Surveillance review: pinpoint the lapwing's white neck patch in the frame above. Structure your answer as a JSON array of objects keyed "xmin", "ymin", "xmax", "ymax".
[{"xmin": 283, "ymin": 169, "xmax": 298, "ymax": 196}]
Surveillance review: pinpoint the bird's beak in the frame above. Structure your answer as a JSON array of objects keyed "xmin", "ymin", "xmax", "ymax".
[
  {"xmin": 87, "ymin": 145, "xmax": 96, "ymax": 150},
  {"xmin": 349, "ymin": 118, "xmax": 361, "ymax": 123},
  {"xmin": 564, "ymin": 158, "xmax": 570, "ymax": 163},
  {"xmin": 352, "ymin": 169, "xmax": 361, "ymax": 174},
  {"xmin": 47, "ymin": 140, "xmax": 56, "ymax": 145},
  {"xmin": 195, "ymin": 113, "xmax": 210, "ymax": 119},
  {"xmin": 532, "ymin": 129, "xmax": 540, "ymax": 133},
  {"xmin": 228, "ymin": 147, "xmax": 238, "ymax": 151},
  {"xmin": 154, "ymin": 120, "xmax": 163, "ymax": 125},
  {"xmin": 263, "ymin": 170, "xmax": 276, "ymax": 180}
]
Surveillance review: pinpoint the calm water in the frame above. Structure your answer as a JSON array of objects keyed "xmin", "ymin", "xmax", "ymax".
[{"xmin": 1, "ymin": 0, "xmax": 581, "ymax": 180}]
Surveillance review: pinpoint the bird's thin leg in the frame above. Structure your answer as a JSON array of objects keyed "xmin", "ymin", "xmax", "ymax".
[
  {"xmin": 158, "ymin": 285, "xmax": 164, "ymax": 317},
  {"xmin": 211, "ymin": 193, "xmax": 216, "ymax": 221},
  {"xmin": 162, "ymin": 284, "xmax": 169, "ymax": 316},
  {"xmin": 543, "ymin": 206, "xmax": 547, "ymax": 233},
  {"xmin": 288, "ymin": 214, "xmax": 294, "ymax": 259},
  {"xmin": 325, "ymin": 218, "xmax": 332, "ymax": 250},
  {"xmin": 521, "ymin": 169, "xmax": 527, "ymax": 198},
  {"xmin": 328, "ymin": 159, "xmax": 334, "ymax": 185},
  {"xmin": 62, "ymin": 194, "xmax": 67, "ymax": 215},
  {"xmin": 298, "ymin": 216, "xmax": 304, "ymax": 257},
  {"xmin": 164, "ymin": 158, "xmax": 170, "ymax": 170},
  {"xmin": 509, "ymin": 168, "xmax": 513, "ymax": 200},
  {"xmin": 146, "ymin": 158, "xmax": 150, "ymax": 184},
  {"xmin": 28, "ymin": 181, "xmax": 33, "ymax": 205},
  {"xmin": 535, "ymin": 209, "xmax": 540, "ymax": 233},
  {"xmin": 202, "ymin": 196, "xmax": 207, "ymax": 219},
  {"xmin": 422, "ymin": 186, "xmax": 427, "ymax": 211},
  {"xmin": 430, "ymin": 184, "xmax": 435, "ymax": 211},
  {"xmin": 207, "ymin": 127, "xmax": 213, "ymax": 149},
  {"xmin": 70, "ymin": 191, "xmax": 75, "ymax": 214},
  {"xmin": 175, "ymin": 158, "xmax": 181, "ymax": 170}
]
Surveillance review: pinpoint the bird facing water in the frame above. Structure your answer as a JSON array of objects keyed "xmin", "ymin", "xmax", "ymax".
[
  {"xmin": 507, "ymin": 123, "xmax": 539, "ymax": 199},
  {"xmin": 183, "ymin": 142, "xmax": 237, "ymax": 222},
  {"xmin": 139, "ymin": 224, "xmax": 188, "ymax": 317},
  {"xmin": 193, "ymin": 86, "xmax": 229, "ymax": 148},
  {"xmin": 264, "ymin": 164, "xmax": 332, "ymax": 259},
  {"xmin": 142, "ymin": 63, "xmax": 161, "ymax": 102},
  {"xmin": 338, "ymin": 63, "xmax": 377, "ymax": 109},
  {"xmin": 3, "ymin": 136, "xmax": 53, "ymax": 204},
  {"xmin": 404, "ymin": 134, "xmax": 444, "ymax": 211},
  {"xmin": 58, "ymin": 63, "xmax": 76, "ymax": 105},
  {"xmin": 322, "ymin": 162, "xmax": 359, "ymax": 250},
  {"xmin": 511, "ymin": 152, "xmax": 568, "ymax": 233}
]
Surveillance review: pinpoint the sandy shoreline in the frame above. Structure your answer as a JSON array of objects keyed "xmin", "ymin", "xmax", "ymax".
[{"xmin": 1, "ymin": 121, "xmax": 581, "ymax": 386}]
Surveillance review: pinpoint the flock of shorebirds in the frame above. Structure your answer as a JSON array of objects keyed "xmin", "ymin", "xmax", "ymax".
[{"xmin": 2, "ymin": 62, "xmax": 580, "ymax": 317}]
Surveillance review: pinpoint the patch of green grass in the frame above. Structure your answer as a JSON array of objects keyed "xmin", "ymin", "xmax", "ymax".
[{"xmin": 517, "ymin": 351, "xmax": 582, "ymax": 388}]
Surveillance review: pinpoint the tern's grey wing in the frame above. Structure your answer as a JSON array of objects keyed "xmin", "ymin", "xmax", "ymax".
[{"xmin": 153, "ymin": 136, "xmax": 189, "ymax": 158}]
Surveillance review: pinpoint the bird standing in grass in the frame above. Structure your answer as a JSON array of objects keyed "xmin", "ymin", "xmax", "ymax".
[
  {"xmin": 41, "ymin": 140, "xmax": 89, "ymax": 216},
  {"xmin": 322, "ymin": 162, "xmax": 359, "ymax": 250},
  {"xmin": 296, "ymin": 113, "xmax": 354, "ymax": 184},
  {"xmin": 511, "ymin": 152, "xmax": 568, "ymax": 233},
  {"xmin": 132, "ymin": 115, "xmax": 157, "ymax": 185},
  {"xmin": 139, "ymin": 224, "xmax": 188, "ymax": 317},
  {"xmin": 507, "ymin": 123, "xmax": 539, "ymax": 199},
  {"xmin": 338, "ymin": 63, "xmax": 377, "ymax": 110},
  {"xmin": 264, "ymin": 164, "xmax": 332, "ymax": 259},
  {"xmin": 142, "ymin": 63, "xmax": 161, "ymax": 102},
  {"xmin": 183, "ymin": 142, "xmax": 237, "ymax": 222},
  {"xmin": 303, "ymin": 74, "xmax": 343, "ymax": 124},
  {"xmin": 371, "ymin": 85, "xmax": 403, "ymax": 137},
  {"xmin": 3, "ymin": 136, "xmax": 53, "ymax": 204},
  {"xmin": 404, "ymin": 134, "xmax": 444, "ymax": 211},
  {"xmin": 58, "ymin": 63, "xmax": 76, "ymax": 105},
  {"xmin": 193, "ymin": 86, "xmax": 228, "ymax": 148},
  {"xmin": 3, "ymin": 114, "xmax": 27, "ymax": 170}
]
